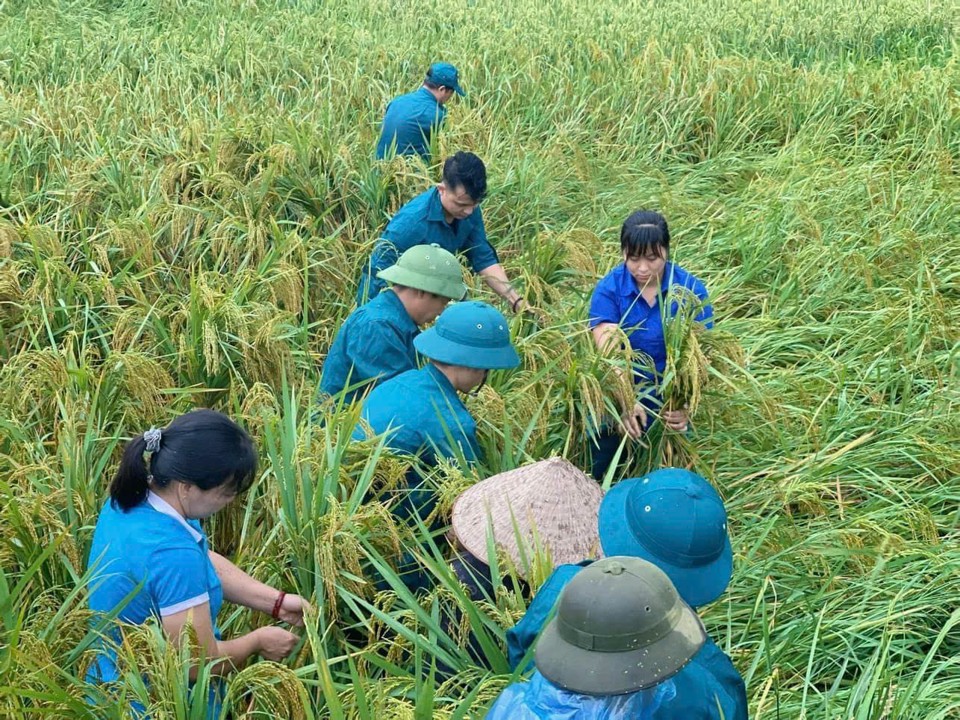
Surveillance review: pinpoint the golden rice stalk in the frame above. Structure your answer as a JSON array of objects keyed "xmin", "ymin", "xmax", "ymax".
[
  {"xmin": 0, "ymin": 220, "xmax": 18, "ymax": 258},
  {"xmin": 314, "ymin": 498, "xmax": 403, "ymax": 619},
  {"xmin": 225, "ymin": 661, "xmax": 310, "ymax": 720}
]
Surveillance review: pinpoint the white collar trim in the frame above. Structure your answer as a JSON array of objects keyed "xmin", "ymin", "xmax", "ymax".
[{"xmin": 146, "ymin": 491, "xmax": 203, "ymax": 542}]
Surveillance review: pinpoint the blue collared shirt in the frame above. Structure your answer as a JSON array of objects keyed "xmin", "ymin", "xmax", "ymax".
[
  {"xmin": 319, "ymin": 290, "xmax": 420, "ymax": 403},
  {"xmin": 86, "ymin": 492, "xmax": 223, "ymax": 686},
  {"xmin": 356, "ymin": 187, "xmax": 499, "ymax": 304},
  {"xmin": 588, "ymin": 261, "xmax": 713, "ymax": 386},
  {"xmin": 506, "ymin": 564, "xmax": 747, "ymax": 720},
  {"xmin": 351, "ymin": 363, "xmax": 480, "ymax": 464},
  {"xmin": 376, "ymin": 87, "xmax": 447, "ymax": 160}
]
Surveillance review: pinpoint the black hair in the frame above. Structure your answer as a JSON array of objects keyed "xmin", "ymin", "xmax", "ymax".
[
  {"xmin": 620, "ymin": 210, "xmax": 670, "ymax": 259},
  {"xmin": 424, "ymin": 77, "xmax": 442, "ymax": 91},
  {"xmin": 109, "ymin": 409, "xmax": 258, "ymax": 511},
  {"xmin": 441, "ymin": 152, "xmax": 487, "ymax": 203}
]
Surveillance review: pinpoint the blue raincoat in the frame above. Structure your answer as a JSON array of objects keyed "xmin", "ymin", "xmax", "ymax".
[{"xmin": 486, "ymin": 671, "xmax": 676, "ymax": 720}]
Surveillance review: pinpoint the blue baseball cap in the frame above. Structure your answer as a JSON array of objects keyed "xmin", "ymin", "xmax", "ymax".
[
  {"xmin": 427, "ymin": 62, "xmax": 465, "ymax": 97},
  {"xmin": 598, "ymin": 468, "xmax": 733, "ymax": 608},
  {"xmin": 414, "ymin": 301, "xmax": 519, "ymax": 369}
]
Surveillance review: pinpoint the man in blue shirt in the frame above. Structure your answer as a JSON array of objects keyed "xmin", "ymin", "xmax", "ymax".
[
  {"xmin": 505, "ymin": 468, "xmax": 749, "ymax": 720},
  {"xmin": 352, "ymin": 302, "xmax": 519, "ymax": 590},
  {"xmin": 319, "ymin": 244, "xmax": 467, "ymax": 403},
  {"xmin": 356, "ymin": 152, "xmax": 529, "ymax": 315},
  {"xmin": 376, "ymin": 61, "xmax": 464, "ymax": 161}
]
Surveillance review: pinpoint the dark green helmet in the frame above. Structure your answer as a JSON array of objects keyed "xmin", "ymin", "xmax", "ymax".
[
  {"xmin": 534, "ymin": 556, "xmax": 706, "ymax": 696},
  {"xmin": 376, "ymin": 244, "xmax": 468, "ymax": 300}
]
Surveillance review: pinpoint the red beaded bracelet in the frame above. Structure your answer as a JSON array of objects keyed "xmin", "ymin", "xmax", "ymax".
[{"xmin": 271, "ymin": 591, "xmax": 286, "ymax": 620}]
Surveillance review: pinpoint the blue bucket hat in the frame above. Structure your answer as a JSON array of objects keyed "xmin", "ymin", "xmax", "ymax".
[
  {"xmin": 414, "ymin": 301, "xmax": 519, "ymax": 369},
  {"xmin": 598, "ymin": 468, "xmax": 733, "ymax": 608},
  {"xmin": 427, "ymin": 62, "xmax": 465, "ymax": 97}
]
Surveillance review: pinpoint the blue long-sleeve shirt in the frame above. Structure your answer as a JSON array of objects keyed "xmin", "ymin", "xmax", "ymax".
[
  {"xmin": 357, "ymin": 187, "xmax": 498, "ymax": 304},
  {"xmin": 376, "ymin": 87, "xmax": 447, "ymax": 161},
  {"xmin": 319, "ymin": 290, "xmax": 419, "ymax": 403}
]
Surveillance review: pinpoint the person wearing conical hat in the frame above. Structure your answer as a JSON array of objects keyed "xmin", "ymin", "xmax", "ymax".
[
  {"xmin": 352, "ymin": 301, "xmax": 520, "ymax": 588},
  {"xmin": 486, "ymin": 556, "xmax": 704, "ymax": 719},
  {"xmin": 505, "ymin": 468, "xmax": 748, "ymax": 720},
  {"xmin": 319, "ymin": 244, "xmax": 468, "ymax": 404},
  {"xmin": 448, "ymin": 457, "xmax": 603, "ymax": 601},
  {"xmin": 376, "ymin": 62, "xmax": 465, "ymax": 162}
]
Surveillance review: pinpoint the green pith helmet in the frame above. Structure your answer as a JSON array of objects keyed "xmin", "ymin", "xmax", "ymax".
[
  {"xmin": 535, "ymin": 556, "xmax": 705, "ymax": 696},
  {"xmin": 376, "ymin": 244, "xmax": 468, "ymax": 300},
  {"xmin": 414, "ymin": 301, "xmax": 520, "ymax": 369}
]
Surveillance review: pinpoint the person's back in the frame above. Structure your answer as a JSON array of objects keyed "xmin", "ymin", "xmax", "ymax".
[
  {"xmin": 319, "ymin": 291, "xmax": 420, "ymax": 403},
  {"xmin": 353, "ymin": 364, "xmax": 479, "ymax": 465},
  {"xmin": 376, "ymin": 62, "xmax": 464, "ymax": 161},
  {"xmin": 376, "ymin": 87, "xmax": 446, "ymax": 160}
]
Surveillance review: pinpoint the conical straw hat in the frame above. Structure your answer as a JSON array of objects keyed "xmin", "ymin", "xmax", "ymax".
[{"xmin": 451, "ymin": 457, "xmax": 603, "ymax": 578}]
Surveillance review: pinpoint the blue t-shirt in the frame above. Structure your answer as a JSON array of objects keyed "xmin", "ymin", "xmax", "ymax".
[
  {"xmin": 588, "ymin": 262, "xmax": 713, "ymax": 389},
  {"xmin": 319, "ymin": 290, "xmax": 420, "ymax": 403},
  {"xmin": 86, "ymin": 492, "xmax": 223, "ymax": 688},
  {"xmin": 506, "ymin": 564, "xmax": 748, "ymax": 720},
  {"xmin": 376, "ymin": 87, "xmax": 447, "ymax": 160},
  {"xmin": 357, "ymin": 187, "xmax": 498, "ymax": 304}
]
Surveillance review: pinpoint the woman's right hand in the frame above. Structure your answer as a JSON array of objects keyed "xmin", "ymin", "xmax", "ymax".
[
  {"xmin": 620, "ymin": 402, "xmax": 647, "ymax": 439},
  {"xmin": 255, "ymin": 626, "xmax": 299, "ymax": 661}
]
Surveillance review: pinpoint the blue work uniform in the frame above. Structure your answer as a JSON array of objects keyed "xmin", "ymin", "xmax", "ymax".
[
  {"xmin": 86, "ymin": 492, "xmax": 223, "ymax": 716},
  {"xmin": 319, "ymin": 290, "xmax": 420, "ymax": 403},
  {"xmin": 353, "ymin": 364, "xmax": 481, "ymax": 591},
  {"xmin": 376, "ymin": 87, "xmax": 447, "ymax": 161},
  {"xmin": 506, "ymin": 564, "xmax": 748, "ymax": 720},
  {"xmin": 356, "ymin": 187, "xmax": 499, "ymax": 304}
]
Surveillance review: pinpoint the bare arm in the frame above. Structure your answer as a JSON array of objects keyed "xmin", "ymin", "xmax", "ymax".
[
  {"xmin": 478, "ymin": 264, "xmax": 523, "ymax": 307},
  {"xmin": 161, "ymin": 604, "xmax": 296, "ymax": 678},
  {"xmin": 209, "ymin": 551, "xmax": 307, "ymax": 626}
]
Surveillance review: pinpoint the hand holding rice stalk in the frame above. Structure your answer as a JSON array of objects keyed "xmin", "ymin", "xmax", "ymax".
[{"xmin": 656, "ymin": 285, "xmax": 742, "ymax": 466}]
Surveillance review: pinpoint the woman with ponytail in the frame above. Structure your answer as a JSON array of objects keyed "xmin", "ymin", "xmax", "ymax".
[{"xmin": 86, "ymin": 409, "xmax": 309, "ymax": 715}]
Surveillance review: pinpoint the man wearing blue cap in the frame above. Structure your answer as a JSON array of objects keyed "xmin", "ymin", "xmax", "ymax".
[
  {"xmin": 376, "ymin": 62, "xmax": 465, "ymax": 162},
  {"xmin": 356, "ymin": 152, "xmax": 530, "ymax": 316},
  {"xmin": 319, "ymin": 245, "xmax": 468, "ymax": 404},
  {"xmin": 505, "ymin": 468, "xmax": 748, "ymax": 720}
]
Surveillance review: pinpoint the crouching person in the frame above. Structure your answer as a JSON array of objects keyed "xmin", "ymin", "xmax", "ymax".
[
  {"xmin": 319, "ymin": 244, "xmax": 468, "ymax": 404},
  {"xmin": 352, "ymin": 301, "xmax": 520, "ymax": 590},
  {"xmin": 448, "ymin": 457, "xmax": 602, "ymax": 601},
  {"xmin": 486, "ymin": 556, "xmax": 705, "ymax": 719},
  {"xmin": 86, "ymin": 410, "xmax": 309, "ymax": 717},
  {"xmin": 506, "ymin": 468, "xmax": 748, "ymax": 719}
]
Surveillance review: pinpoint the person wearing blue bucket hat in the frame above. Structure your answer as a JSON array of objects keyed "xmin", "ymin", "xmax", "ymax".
[
  {"xmin": 504, "ymin": 468, "xmax": 748, "ymax": 720},
  {"xmin": 376, "ymin": 61, "xmax": 465, "ymax": 162},
  {"xmin": 352, "ymin": 301, "xmax": 519, "ymax": 590}
]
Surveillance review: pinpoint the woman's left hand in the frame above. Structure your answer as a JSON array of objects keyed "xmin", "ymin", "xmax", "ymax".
[
  {"xmin": 276, "ymin": 593, "xmax": 311, "ymax": 626},
  {"xmin": 662, "ymin": 408, "xmax": 689, "ymax": 432}
]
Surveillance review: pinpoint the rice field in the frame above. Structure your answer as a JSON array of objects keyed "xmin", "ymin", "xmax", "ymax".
[{"xmin": 1, "ymin": 0, "xmax": 958, "ymax": 717}]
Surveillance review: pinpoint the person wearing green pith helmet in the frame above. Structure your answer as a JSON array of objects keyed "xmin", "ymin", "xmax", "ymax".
[
  {"xmin": 319, "ymin": 244, "xmax": 468, "ymax": 404},
  {"xmin": 376, "ymin": 62, "xmax": 465, "ymax": 162},
  {"xmin": 505, "ymin": 468, "xmax": 748, "ymax": 720},
  {"xmin": 486, "ymin": 556, "xmax": 705, "ymax": 719},
  {"xmin": 352, "ymin": 301, "xmax": 520, "ymax": 590}
]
